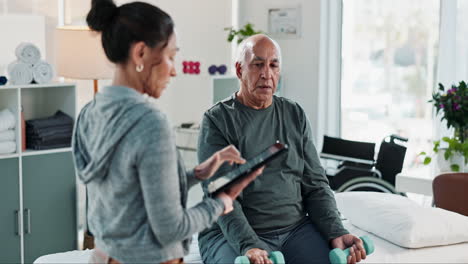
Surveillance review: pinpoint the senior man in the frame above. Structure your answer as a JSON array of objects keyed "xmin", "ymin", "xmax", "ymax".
[{"xmin": 197, "ymin": 34, "xmax": 365, "ymax": 264}]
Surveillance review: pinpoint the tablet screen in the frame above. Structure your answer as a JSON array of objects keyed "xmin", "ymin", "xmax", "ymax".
[{"xmin": 207, "ymin": 142, "xmax": 288, "ymax": 196}]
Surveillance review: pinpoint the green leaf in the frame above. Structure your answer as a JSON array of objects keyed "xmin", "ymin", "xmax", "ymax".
[
  {"xmin": 225, "ymin": 22, "xmax": 263, "ymax": 45},
  {"xmin": 439, "ymin": 83, "xmax": 444, "ymax": 91},
  {"xmin": 463, "ymin": 142, "xmax": 468, "ymax": 153},
  {"xmin": 444, "ymin": 150, "xmax": 452, "ymax": 160},
  {"xmin": 460, "ymin": 81, "xmax": 467, "ymax": 88},
  {"xmin": 433, "ymin": 140, "xmax": 440, "ymax": 153},
  {"xmin": 419, "ymin": 151, "xmax": 427, "ymax": 156},
  {"xmin": 451, "ymin": 164, "xmax": 460, "ymax": 172},
  {"xmin": 423, "ymin": 157, "xmax": 432, "ymax": 165}
]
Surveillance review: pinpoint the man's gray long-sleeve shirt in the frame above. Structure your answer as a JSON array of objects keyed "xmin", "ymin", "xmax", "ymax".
[{"xmin": 198, "ymin": 95, "xmax": 348, "ymax": 255}]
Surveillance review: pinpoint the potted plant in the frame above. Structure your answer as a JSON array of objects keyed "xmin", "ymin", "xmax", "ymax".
[
  {"xmin": 420, "ymin": 81, "xmax": 468, "ymax": 172},
  {"xmin": 224, "ymin": 23, "xmax": 263, "ymax": 44}
]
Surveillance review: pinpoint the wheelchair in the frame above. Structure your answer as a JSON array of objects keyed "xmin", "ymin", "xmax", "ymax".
[{"xmin": 320, "ymin": 134, "xmax": 408, "ymax": 194}]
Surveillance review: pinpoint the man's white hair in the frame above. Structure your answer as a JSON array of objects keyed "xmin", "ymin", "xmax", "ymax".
[{"xmin": 235, "ymin": 34, "xmax": 282, "ymax": 68}]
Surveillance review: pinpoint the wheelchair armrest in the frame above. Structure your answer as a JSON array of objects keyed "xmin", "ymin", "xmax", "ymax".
[{"xmin": 320, "ymin": 153, "xmax": 375, "ymax": 165}]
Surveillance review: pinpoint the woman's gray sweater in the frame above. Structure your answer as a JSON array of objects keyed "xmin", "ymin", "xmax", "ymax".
[{"xmin": 72, "ymin": 86, "xmax": 224, "ymax": 263}]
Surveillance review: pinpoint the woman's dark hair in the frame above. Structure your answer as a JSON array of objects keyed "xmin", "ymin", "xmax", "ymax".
[{"xmin": 86, "ymin": 0, "xmax": 174, "ymax": 63}]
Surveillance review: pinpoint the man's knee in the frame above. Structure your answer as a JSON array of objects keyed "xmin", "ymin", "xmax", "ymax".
[
  {"xmin": 281, "ymin": 222, "xmax": 330, "ymax": 264},
  {"xmin": 199, "ymin": 235, "xmax": 238, "ymax": 264}
]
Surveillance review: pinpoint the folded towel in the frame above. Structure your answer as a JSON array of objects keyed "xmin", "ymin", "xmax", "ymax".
[
  {"xmin": 8, "ymin": 61, "xmax": 33, "ymax": 85},
  {"xmin": 32, "ymin": 60, "xmax": 54, "ymax": 84},
  {"xmin": 0, "ymin": 141, "xmax": 16, "ymax": 154},
  {"xmin": 27, "ymin": 136, "xmax": 70, "ymax": 146},
  {"xmin": 26, "ymin": 111, "xmax": 73, "ymax": 130},
  {"xmin": 26, "ymin": 136, "xmax": 71, "ymax": 150},
  {"xmin": 15, "ymin": 42, "xmax": 41, "ymax": 65},
  {"xmin": 0, "ymin": 108, "xmax": 16, "ymax": 131},
  {"xmin": 27, "ymin": 131, "xmax": 72, "ymax": 143},
  {"xmin": 0, "ymin": 130, "xmax": 15, "ymax": 142},
  {"xmin": 27, "ymin": 142, "xmax": 70, "ymax": 151},
  {"xmin": 27, "ymin": 125, "xmax": 73, "ymax": 138}
]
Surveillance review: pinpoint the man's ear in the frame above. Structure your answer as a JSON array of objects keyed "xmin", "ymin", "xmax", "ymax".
[
  {"xmin": 235, "ymin": 62, "xmax": 242, "ymax": 79},
  {"xmin": 130, "ymin": 41, "xmax": 147, "ymax": 67}
]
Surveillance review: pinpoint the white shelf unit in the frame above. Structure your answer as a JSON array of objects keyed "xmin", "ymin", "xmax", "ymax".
[
  {"xmin": 0, "ymin": 86, "xmax": 20, "ymax": 158},
  {"xmin": 21, "ymin": 147, "xmax": 72, "ymax": 157},
  {"xmin": 0, "ymin": 82, "xmax": 78, "ymax": 264},
  {"xmin": 0, "ymin": 83, "xmax": 77, "ymax": 159}
]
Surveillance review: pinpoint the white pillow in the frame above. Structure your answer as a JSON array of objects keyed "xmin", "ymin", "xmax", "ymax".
[{"xmin": 335, "ymin": 192, "xmax": 468, "ymax": 248}]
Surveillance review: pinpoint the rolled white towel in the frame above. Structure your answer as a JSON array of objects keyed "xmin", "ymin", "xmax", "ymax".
[
  {"xmin": 15, "ymin": 42, "xmax": 41, "ymax": 65},
  {"xmin": 0, "ymin": 129, "xmax": 15, "ymax": 142},
  {"xmin": 0, "ymin": 108, "xmax": 16, "ymax": 131},
  {"xmin": 0, "ymin": 141, "xmax": 16, "ymax": 154},
  {"xmin": 32, "ymin": 60, "xmax": 54, "ymax": 84},
  {"xmin": 8, "ymin": 61, "xmax": 33, "ymax": 85}
]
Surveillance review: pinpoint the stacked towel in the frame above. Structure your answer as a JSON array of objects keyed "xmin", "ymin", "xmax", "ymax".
[
  {"xmin": 32, "ymin": 60, "xmax": 54, "ymax": 84},
  {"xmin": 7, "ymin": 43, "xmax": 54, "ymax": 85},
  {"xmin": 15, "ymin": 42, "xmax": 41, "ymax": 65},
  {"xmin": 26, "ymin": 111, "xmax": 73, "ymax": 150},
  {"xmin": 0, "ymin": 130, "xmax": 15, "ymax": 142},
  {"xmin": 0, "ymin": 108, "xmax": 16, "ymax": 154},
  {"xmin": 0, "ymin": 141, "xmax": 16, "ymax": 154},
  {"xmin": 0, "ymin": 108, "xmax": 15, "ymax": 131},
  {"xmin": 8, "ymin": 61, "xmax": 33, "ymax": 85}
]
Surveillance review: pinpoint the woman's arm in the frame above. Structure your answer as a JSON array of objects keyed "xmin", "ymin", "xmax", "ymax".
[{"xmin": 137, "ymin": 112, "xmax": 225, "ymax": 245}]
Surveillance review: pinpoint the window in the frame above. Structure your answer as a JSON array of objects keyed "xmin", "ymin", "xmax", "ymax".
[{"xmin": 340, "ymin": 0, "xmax": 440, "ymax": 166}]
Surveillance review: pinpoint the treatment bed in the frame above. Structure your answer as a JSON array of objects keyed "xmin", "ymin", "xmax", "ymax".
[{"xmin": 35, "ymin": 192, "xmax": 468, "ymax": 263}]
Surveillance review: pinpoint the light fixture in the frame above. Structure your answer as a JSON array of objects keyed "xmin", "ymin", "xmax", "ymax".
[{"xmin": 55, "ymin": 26, "xmax": 113, "ymax": 94}]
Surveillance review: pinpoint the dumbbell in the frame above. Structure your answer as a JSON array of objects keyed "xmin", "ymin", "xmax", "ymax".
[
  {"xmin": 235, "ymin": 251, "xmax": 285, "ymax": 264},
  {"xmin": 329, "ymin": 236, "xmax": 374, "ymax": 264}
]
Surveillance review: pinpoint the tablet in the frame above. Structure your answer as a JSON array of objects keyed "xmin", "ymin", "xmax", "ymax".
[{"xmin": 207, "ymin": 142, "xmax": 288, "ymax": 196}]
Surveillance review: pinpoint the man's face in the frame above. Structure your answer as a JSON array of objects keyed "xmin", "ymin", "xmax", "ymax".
[{"xmin": 237, "ymin": 39, "xmax": 281, "ymax": 105}]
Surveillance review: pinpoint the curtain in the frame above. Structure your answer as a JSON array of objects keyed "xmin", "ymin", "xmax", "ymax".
[{"xmin": 436, "ymin": 0, "xmax": 468, "ymax": 139}]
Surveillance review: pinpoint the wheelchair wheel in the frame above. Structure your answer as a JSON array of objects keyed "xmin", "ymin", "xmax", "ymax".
[{"xmin": 336, "ymin": 176, "xmax": 403, "ymax": 195}]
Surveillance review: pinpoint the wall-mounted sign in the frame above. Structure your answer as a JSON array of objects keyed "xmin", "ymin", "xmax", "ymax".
[{"xmin": 268, "ymin": 6, "xmax": 301, "ymax": 38}]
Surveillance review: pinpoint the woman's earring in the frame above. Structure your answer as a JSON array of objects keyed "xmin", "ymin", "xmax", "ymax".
[{"xmin": 136, "ymin": 64, "xmax": 144, "ymax": 72}]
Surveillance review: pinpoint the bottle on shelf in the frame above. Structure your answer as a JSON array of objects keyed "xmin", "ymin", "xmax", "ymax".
[{"xmin": 21, "ymin": 105, "xmax": 26, "ymax": 151}]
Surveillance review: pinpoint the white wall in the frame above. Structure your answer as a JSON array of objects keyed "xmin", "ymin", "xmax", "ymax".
[
  {"xmin": 0, "ymin": 0, "xmax": 58, "ymax": 75},
  {"xmin": 0, "ymin": 0, "xmax": 232, "ymax": 233},
  {"xmin": 64, "ymin": 0, "xmax": 233, "ymax": 125},
  {"xmin": 1, "ymin": 0, "xmax": 233, "ymax": 126},
  {"xmin": 238, "ymin": 0, "xmax": 322, "ymax": 142},
  {"xmin": 0, "ymin": 0, "xmax": 325, "ymax": 227},
  {"xmin": 2, "ymin": 0, "xmax": 322, "ymax": 136},
  {"xmin": 0, "ymin": 0, "xmax": 96, "ymax": 110},
  {"xmin": 141, "ymin": 0, "xmax": 232, "ymax": 125},
  {"xmin": 64, "ymin": 0, "xmax": 323, "ymax": 132}
]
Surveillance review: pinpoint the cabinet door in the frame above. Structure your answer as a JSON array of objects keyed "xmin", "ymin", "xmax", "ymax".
[
  {"xmin": 0, "ymin": 158, "xmax": 21, "ymax": 263},
  {"xmin": 22, "ymin": 152, "xmax": 77, "ymax": 263}
]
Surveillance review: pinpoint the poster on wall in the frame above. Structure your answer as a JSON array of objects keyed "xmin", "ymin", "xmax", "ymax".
[{"xmin": 268, "ymin": 6, "xmax": 301, "ymax": 38}]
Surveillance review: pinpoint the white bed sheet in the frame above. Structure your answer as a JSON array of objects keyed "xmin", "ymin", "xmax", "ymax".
[
  {"xmin": 34, "ymin": 235, "xmax": 203, "ymax": 264},
  {"xmin": 35, "ymin": 224, "xmax": 468, "ymax": 263}
]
